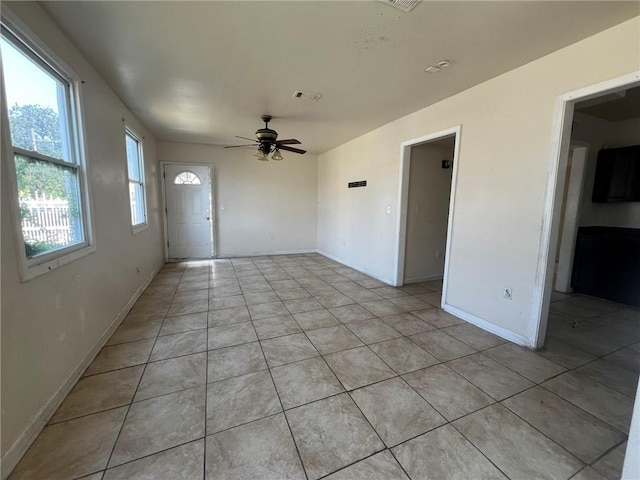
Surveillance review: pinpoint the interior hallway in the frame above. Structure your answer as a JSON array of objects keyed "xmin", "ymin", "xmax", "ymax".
[{"xmin": 9, "ymin": 254, "xmax": 637, "ymax": 480}]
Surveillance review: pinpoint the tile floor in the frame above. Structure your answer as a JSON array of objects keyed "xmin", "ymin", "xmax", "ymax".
[{"xmin": 9, "ymin": 254, "xmax": 638, "ymax": 480}]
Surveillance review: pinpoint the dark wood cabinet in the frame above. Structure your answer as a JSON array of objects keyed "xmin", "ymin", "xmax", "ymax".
[{"xmin": 571, "ymin": 226, "xmax": 640, "ymax": 307}]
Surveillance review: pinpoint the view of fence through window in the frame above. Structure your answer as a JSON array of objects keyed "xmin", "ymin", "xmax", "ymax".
[{"xmin": 1, "ymin": 29, "xmax": 85, "ymax": 259}]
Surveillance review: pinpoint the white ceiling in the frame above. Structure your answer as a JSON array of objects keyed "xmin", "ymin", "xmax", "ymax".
[{"xmin": 39, "ymin": 1, "xmax": 639, "ymax": 154}]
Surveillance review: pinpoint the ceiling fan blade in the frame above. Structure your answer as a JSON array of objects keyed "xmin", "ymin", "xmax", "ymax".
[
  {"xmin": 276, "ymin": 139, "xmax": 301, "ymax": 145},
  {"xmin": 235, "ymin": 136, "xmax": 258, "ymax": 142},
  {"xmin": 278, "ymin": 145, "xmax": 306, "ymax": 154},
  {"xmin": 224, "ymin": 144, "xmax": 256, "ymax": 148}
]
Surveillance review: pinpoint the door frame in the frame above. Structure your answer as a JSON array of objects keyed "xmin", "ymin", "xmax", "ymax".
[
  {"xmin": 394, "ymin": 125, "xmax": 462, "ymax": 310},
  {"xmin": 160, "ymin": 162, "xmax": 216, "ymax": 260},
  {"xmin": 531, "ymin": 71, "xmax": 640, "ymax": 348}
]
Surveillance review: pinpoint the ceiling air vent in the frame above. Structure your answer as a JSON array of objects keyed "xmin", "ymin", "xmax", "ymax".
[
  {"xmin": 378, "ymin": 0, "xmax": 420, "ymax": 13},
  {"xmin": 292, "ymin": 90, "xmax": 323, "ymax": 102}
]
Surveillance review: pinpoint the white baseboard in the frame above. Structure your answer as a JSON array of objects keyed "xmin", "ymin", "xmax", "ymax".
[
  {"xmin": 1, "ymin": 261, "xmax": 164, "ymax": 480},
  {"xmin": 215, "ymin": 248, "xmax": 318, "ymax": 259},
  {"xmin": 442, "ymin": 303, "xmax": 530, "ymax": 347},
  {"xmin": 316, "ymin": 250, "xmax": 395, "ymax": 286},
  {"xmin": 404, "ymin": 274, "xmax": 443, "ymax": 284}
]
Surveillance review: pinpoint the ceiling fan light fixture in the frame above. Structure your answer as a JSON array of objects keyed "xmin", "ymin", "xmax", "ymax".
[
  {"xmin": 253, "ymin": 149, "xmax": 268, "ymax": 161},
  {"xmin": 271, "ymin": 149, "xmax": 283, "ymax": 161}
]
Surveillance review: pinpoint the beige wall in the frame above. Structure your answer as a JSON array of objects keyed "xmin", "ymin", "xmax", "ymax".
[
  {"xmin": 404, "ymin": 139, "xmax": 454, "ymax": 282},
  {"xmin": 573, "ymin": 112, "xmax": 640, "ymax": 228},
  {"xmin": 157, "ymin": 142, "xmax": 318, "ymax": 257},
  {"xmin": 1, "ymin": 2, "xmax": 165, "ymax": 472},
  {"xmin": 318, "ymin": 17, "xmax": 640, "ymax": 344}
]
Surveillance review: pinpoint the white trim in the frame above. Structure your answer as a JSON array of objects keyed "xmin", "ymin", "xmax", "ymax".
[
  {"xmin": 404, "ymin": 274, "xmax": 443, "ymax": 284},
  {"xmin": 394, "ymin": 125, "xmax": 462, "ymax": 305},
  {"xmin": 318, "ymin": 249, "xmax": 395, "ymax": 285},
  {"xmin": 443, "ymin": 303, "xmax": 529, "ymax": 347},
  {"xmin": 531, "ymin": 71, "xmax": 640, "ymax": 349},
  {"xmin": 0, "ymin": 261, "xmax": 164, "ymax": 480},
  {"xmin": 219, "ymin": 249, "xmax": 318, "ymax": 259}
]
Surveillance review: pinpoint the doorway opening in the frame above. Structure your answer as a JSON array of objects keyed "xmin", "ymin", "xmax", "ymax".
[
  {"xmin": 533, "ymin": 71, "xmax": 640, "ymax": 349},
  {"xmin": 162, "ymin": 163, "xmax": 215, "ymax": 260},
  {"xmin": 395, "ymin": 126, "xmax": 461, "ymax": 310}
]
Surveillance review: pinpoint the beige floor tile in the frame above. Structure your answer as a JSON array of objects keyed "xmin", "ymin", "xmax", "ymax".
[
  {"xmin": 345, "ymin": 288, "xmax": 383, "ymax": 303},
  {"xmin": 350, "ymin": 377, "xmax": 445, "ymax": 447},
  {"xmin": 176, "ymin": 280, "xmax": 209, "ymax": 292},
  {"xmin": 135, "ymin": 352, "xmax": 206, "ymax": 401},
  {"xmin": 207, "ymin": 322, "xmax": 257, "ymax": 350},
  {"xmin": 571, "ymin": 467, "xmax": 608, "ymax": 480},
  {"xmin": 51, "ymin": 365, "xmax": 143, "ymax": 423},
  {"xmin": 592, "ymin": 442, "xmax": 626, "ymax": 480},
  {"xmin": 323, "ymin": 450, "xmax": 408, "ymax": 480},
  {"xmin": 126, "ymin": 303, "xmax": 169, "ymax": 322},
  {"xmin": 248, "ymin": 301, "xmax": 290, "ymax": 320},
  {"xmin": 206, "ymin": 370, "xmax": 281, "ymax": 434},
  {"xmin": 172, "ymin": 288, "xmax": 209, "ymax": 304},
  {"xmin": 286, "ymin": 394, "xmax": 385, "ymax": 480},
  {"xmin": 411, "ymin": 308, "xmax": 463, "ymax": 328},
  {"xmin": 346, "ymin": 318, "xmax": 403, "ymax": 344},
  {"xmin": 150, "ymin": 330, "xmax": 207, "ymax": 362},
  {"xmin": 392, "ymin": 424, "xmax": 507, "ymax": 480},
  {"xmin": 484, "ymin": 343, "xmax": 566, "ymax": 383},
  {"xmin": 380, "ymin": 313, "xmax": 435, "ymax": 335},
  {"xmin": 447, "ymin": 353, "xmax": 533, "ymax": 400},
  {"xmin": 207, "ymin": 306, "xmax": 250, "ymax": 327},
  {"xmin": 369, "ymin": 337, "xmax": 439, "ymax": 374},
  {"xmin": 160, "ymin": 312, "xmax": 207, "ymax": 336},
  {"xmin": 306, "ymin": 325, "xmax": 364, "ymax": 354},
  {"xmin": 261, "ymin": 332, "xmax": 319, "ymax": 367},
  {"xmin": 360, "ymin": 300, "xmax": 406, "ymax": 317},
  {"xmin": 502, "ymin": 387, "xmax": 625, "ymax": 463},
  {"xmin": 453, "ymin": 404, "xmax": 583, "ymax": 480},
  {"xmin": 106, "ymin": 319, "xmax": 162, "ymax": 346},
  {"xmin": 284, "ymin": 297, "xmax": 323, "ymax": 313},
  {"xmin": 10, "ymin": 407, "xmax": 127, "ymax": 480},
  {"xmin": 84, "ymin": 339, "xmax": 154, "ymax": 376},
  {"xmin": 208, "ymin": 284, "xmax": 241, "ymax": 297},
  {"xmin": 274, "ymin": 288, "xmax": 311, "ymax": 300},
  {"xmin": 315, "ymin": 292, "xmax": 354, "ymax": 308},
  {"xmin": 416, "ymin": 292, "xmax": 442, "ymax": 307},
  {"xmin": 272, "ymin": 357, "xmax": 344, "ymax": 409},
  {"xmin": 76, "ymin": 473, "xmax": 105, "ymax": 480},
  {"xmin": 329, "ymin": 304, "xmax": 376, "ymax": 323},
  {"xmin": 293, "ymin": 309, "xmax": 341, "ymax": 330},
  {"xmin": 403, "ymin": 364, "xmax": 493, "ymax": 421},
  {"xmin": 324, "ymin": 346, "xmax": 396, "ymax": 390},
  {"xmin": 253, "ymin": 314, "xmax": 302, "ymax": 340},
  {"xmin": 207, "ymin": 341, "xmax": 267, "ymax": 382},
  {"xmin": 205, "ymin": 413, "xmax": 305, "ymax": 480},
  {"xmin": 577, "ymin": 359, "xmax": 639, "ymax": 397},
  {"xmin": 409, "ymin": 330, "xmax": 476, "ymax": 362},
  {"xmin": 103, "ymin": 439, "xmax": 204, "ymax": 480},
  {"xmin": 209, "ymin": 294, "xmax": 246, "ymax": 311},
  {"xmin": 443, "ymin": 323, "xmax": 507, "ymax": 350},
  {"xmin": 242, "ymin": 290, "xmax": 279, "ymax": 305},
  {"xmin": 387, "ymin": 295, "xmax": 431, "ymax": 310},
  {"xmin": 109, "ymin": 386, "xmax": 205, "ymax": 467},
  {"xmin": 604, "ymin": 347, "xmax": 640, "ymax": 372},
  {"xmin": 535, "ymin": 338, "xmax": 598, "ymax": 369},
  {"xmin": 167, "ymin": 298, "xmax": 208, "ymax": 317},
  {"xmin": 543, "ymin": 372, "xmax": 634, "ymax": 433}
]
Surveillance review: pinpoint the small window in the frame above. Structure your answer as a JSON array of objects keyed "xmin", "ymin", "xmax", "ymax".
[
  {"xmin": 1, "ymin": 24, "xmax": 93, "ymax": 278},
  {"xmin": 174, "ymin": 171, "xmax": 201, "ymax": 185},
  {"xmin": 125, "ymin": 128, "xmax": 147, "ymax": 229}
]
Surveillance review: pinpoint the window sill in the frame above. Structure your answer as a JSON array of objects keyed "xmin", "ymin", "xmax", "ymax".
[
  {"xmin": 21, "ymin": 243, "xmax": 97, "ymax": 282},
  {"xmin": 132, "ymin": 223, "xmax": 148, "ymax": 235}
]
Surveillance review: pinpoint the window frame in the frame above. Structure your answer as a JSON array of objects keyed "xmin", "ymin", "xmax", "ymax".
[
  {"xmin": 124, "ymin": 125, "xmax": 147, "ymax": 233},
  {"xmin": 1, "ymin": 15, "xmax": 95, "ymax": 281}
]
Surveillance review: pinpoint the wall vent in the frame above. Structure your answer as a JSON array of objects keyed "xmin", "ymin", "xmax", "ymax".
[
  {"xmin": 378, "ymin": 0, "xmax": 420, "ymax": 13},
  {"xmin": 292, "ymin": 90, "xmax": 323, "ymax": 101},
  {"xmin": 348, "ymin": 181, "xmax": 367, "ymax": 188}
]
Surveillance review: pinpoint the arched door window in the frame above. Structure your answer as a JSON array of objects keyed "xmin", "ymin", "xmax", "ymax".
[{"xmin": 174, "ymin": 171, "xmax": 201, "ymax": 185}]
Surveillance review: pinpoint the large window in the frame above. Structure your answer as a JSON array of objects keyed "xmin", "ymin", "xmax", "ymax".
[
  {"xmin": 125, "ymin": 127, "xmax": 147, "ymax": 230},
  {"xmin": 1, "ymin": 24, "xmax": 92, "ymax": 278}
]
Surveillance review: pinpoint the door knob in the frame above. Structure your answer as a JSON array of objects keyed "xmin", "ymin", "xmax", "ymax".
[{"xmin": 206, "ymin": 217, "xmax": 210, "ymax": 220}]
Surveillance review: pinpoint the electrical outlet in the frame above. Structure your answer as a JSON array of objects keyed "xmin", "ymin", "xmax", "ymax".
[{"xmin": 504, "ymin": 288, "xmax": 513, "ymax": 300}]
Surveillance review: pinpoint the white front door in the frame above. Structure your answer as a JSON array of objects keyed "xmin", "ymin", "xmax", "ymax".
[{"xmin": 164, "ymin": 164, "xmax": 213, "ymax": 259}]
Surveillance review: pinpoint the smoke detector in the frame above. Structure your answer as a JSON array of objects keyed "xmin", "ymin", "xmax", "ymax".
[
  {"xmin": 292, "ymin": 90, "xmax": 323, "ymax": 102},
  {"xmin": 378, "ymin": 0, "xmax": 420, "ymax": 13}
]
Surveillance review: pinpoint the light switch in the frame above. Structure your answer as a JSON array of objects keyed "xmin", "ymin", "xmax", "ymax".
[{"xmin": 386, "ymin": 205, "xmax": 392, "ymax": 214}]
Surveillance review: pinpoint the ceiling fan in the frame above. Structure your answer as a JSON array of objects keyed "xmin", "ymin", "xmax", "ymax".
[{"xmin": 225, "ymin": 115, "xmax": 306, "ymax": 161}]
